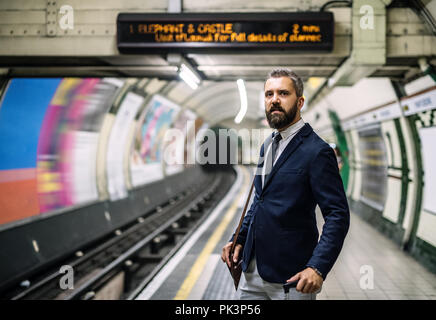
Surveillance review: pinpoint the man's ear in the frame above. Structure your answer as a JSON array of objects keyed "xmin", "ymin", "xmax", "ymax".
[{"xmin": 298, "ymin": 96, "xmax": 305, "ymax": 109}]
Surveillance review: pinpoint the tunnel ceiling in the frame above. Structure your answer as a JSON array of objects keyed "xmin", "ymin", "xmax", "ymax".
[
  {"xmin": 1, "ymin": 52, "xmax": 432, "ymax": 130},
  {"xmin": 0, "ymin": 2, "xmax": 435, "ymax": 130}
]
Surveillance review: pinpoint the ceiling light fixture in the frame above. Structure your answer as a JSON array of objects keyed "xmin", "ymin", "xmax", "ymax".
[
  {"xmin": 178, "ymin": 63, "xmax": 200, "ymax": 90},
  {"xmin": 234, "ymin": 79, "xmax": 247, "ymax": 124}
]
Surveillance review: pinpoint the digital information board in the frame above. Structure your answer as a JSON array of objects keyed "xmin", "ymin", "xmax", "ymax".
[{"xmin": 117, "ymin": 12, "xmax": 334, "ymax": 53}]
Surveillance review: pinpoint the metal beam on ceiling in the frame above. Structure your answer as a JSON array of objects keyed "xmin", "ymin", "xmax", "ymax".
[{"xmin": 308, "ymin": 0, "xmax": 393, "ymax": 109}]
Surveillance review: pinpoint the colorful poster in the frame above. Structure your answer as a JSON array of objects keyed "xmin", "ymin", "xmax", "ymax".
[
  {"xmin": 164, "ymin": 108, "xmax": 197, "ymax": 176},
  {"xmin": 37, "ymin": 78, "xmax": 119, "ymax": 212},
  {"xmin": 0, "ymin": 77, "xmax": 121, "ymax": 227},
  {"xmin": 0, "ymin": 78, "xmax": 61, "ymax": 225},
  {"xmin": 130, "ymin": 95, "xmax": 180, "ymax": 186}
]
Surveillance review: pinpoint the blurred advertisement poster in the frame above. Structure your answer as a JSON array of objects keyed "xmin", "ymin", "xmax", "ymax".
[
  {"xmin": 164, "ymin": 108, "xmax": 197, "ymax": 176},
  {"xmin": 37, "ymin": 78, "xmax": 119, "ymax": 212},
  {"xmin": 0, "ymin": 78, "xmax": 61, "ymax": 225},
  {"xmin": 107, "ymin": 92, "xmax": 143, "ymax": 200},
  {"xmin": 131, "ymin": 95, "xmax": 179, "ymax": 187},
  {"xmin": 358, "ymin": 125, "xmax": 388, "ymax": 211}
]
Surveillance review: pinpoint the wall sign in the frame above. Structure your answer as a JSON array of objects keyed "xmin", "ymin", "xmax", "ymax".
[{"xmin": 401, "ymin": 87, "xmax": 436, "ymax": 116}]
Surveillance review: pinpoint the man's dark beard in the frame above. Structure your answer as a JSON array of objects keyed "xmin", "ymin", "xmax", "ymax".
[{"xmin": 266, "ymin": 101, "xmax": 298, "ymax": 129}]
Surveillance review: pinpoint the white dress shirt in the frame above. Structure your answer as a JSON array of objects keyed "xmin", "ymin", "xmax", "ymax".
[{"xmin": 262, "ymin": 118, "xmax": 305, "ymax": 189}]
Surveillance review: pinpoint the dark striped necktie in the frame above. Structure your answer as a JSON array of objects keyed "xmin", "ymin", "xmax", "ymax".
[
  {"xmin": 264, "ymin": 132, "xmax": 282, "ymax": 185},
  {"xmin": 271, "ymin": 132, "xmax": 282, "ymax": 164}
]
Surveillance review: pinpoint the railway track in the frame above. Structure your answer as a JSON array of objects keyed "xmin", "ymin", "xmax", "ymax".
[{"xmin": 2, "ymin": 168, "xmax": 235, "ymax": 300}]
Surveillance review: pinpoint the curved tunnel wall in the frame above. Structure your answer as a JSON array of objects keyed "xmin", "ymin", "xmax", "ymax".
[
  {"xmin": 0, "ymin": 77, "xmax": 217, "ymax": 290},
  {"xmin": 306, "ymin": 77, "xmax": 436, "ymax": 273},
  {"xmin": 0, "ymin": 78, "xmax": 204, "ymax": 228}
]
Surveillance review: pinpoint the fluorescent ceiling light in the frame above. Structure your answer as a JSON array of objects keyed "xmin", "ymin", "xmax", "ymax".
[
  {"xmin": 234, "ymin": 79, "xmax": 247, "ymax": 124},
  {"xmin": 179, "ymin": 63, "xmax": 200, "ymax": 90},
  {"xmin": 327, "ymin": 77, "xmax": 336, "ymax": 88},
  {"xmin": 307, "ymin": 77, "xmax": 323, "ymax": 88}
]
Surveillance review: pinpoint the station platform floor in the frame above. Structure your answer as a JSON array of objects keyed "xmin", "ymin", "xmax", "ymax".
[{"xmin": 136, "ymin": 166, "xmax": 436, "ymax": 300}]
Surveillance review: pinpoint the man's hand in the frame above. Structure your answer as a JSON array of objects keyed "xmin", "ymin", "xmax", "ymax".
[
  {"xmin": 286, "ymin": 267, "xmax": 323, "ymax": 294},
  {"xmin": 221, "ymin": 242, "xmax": 243, "ymax": 268}
]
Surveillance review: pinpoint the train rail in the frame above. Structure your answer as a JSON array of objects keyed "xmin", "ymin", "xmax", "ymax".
[{"xmin": 2, "ymin": 168, "xmax": 235, "ymax": 300}]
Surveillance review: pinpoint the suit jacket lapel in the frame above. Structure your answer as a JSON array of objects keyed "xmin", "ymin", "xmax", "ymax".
[{"xmin": 261, "ymin": 123, "xmax": 312, "ymax": 194}]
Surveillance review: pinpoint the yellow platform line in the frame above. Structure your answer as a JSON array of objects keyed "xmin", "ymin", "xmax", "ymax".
[{"xmin": 174, "ymin": 167, "xmax": 250, "ymax": 300}]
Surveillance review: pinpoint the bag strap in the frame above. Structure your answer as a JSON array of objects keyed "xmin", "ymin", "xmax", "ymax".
[{"xmin": 231, "ymin": 177, "xmax": 255, "ymax": 253}]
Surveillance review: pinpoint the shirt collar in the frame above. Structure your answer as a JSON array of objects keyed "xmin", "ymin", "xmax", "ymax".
[{"xmin": 275, "ymin": 118, "xmax": 305, "ymax": 141}]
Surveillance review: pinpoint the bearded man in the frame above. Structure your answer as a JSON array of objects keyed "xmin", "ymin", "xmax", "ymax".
[{"xmin": 222, "ymin": 68, "xmax": 350, "ymax": 300}]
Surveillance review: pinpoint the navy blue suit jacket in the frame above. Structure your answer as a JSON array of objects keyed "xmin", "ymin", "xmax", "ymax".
[{"xmin": 231, "ymin": 123, "xmax": 350, "ymax": 283}]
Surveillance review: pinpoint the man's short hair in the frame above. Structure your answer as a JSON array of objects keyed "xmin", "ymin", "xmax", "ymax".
[{"xmin": 266, "ymin": 68, "xmax": 304, "ymax": 97}]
